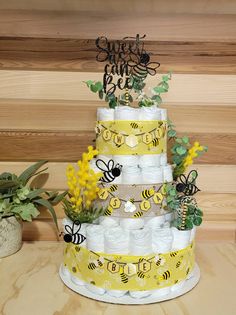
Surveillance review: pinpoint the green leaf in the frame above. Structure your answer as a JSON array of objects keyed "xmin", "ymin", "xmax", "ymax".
[
  {"xmin": 95, "ymin": 81, "xmax": 103, "ymax": 92},
  {"xmin": 182, "ymin": 136, "xmax": 189, "ymax": 144},
  {"xmin": 168, "ymin": 129, "xmax": 177, "ymax": 138},
  {"xmin": 34, "ymin": 198, "xmax": 58, "ymax": 230},
  {"xmin": 176, "ymin": 146, "xmax": 187, "ymax": 156},
  {"xmin": 27, "ymin": 188, "xmax": 46, "ymax": 200},
  {"xmin": 50, "ymin": 191, "xmax": 67, "ymax": 204},
  {"xmin": 153, "ymin": 86, "xmax": 167, "ymax": 93},
  {"xmin": 84, "ymin": 80, "xmax": 93, "ymax": 88},
  {"xmin": 193, "ymin": 216, "xmax": 202, "ymax": 226},
  {"xmin": 195, "ymin": 208, "xmax": 203, "ymax": 217},
  {"xmin": 12, "ymin": 203, "xmax": 40, "ymax": 222},
  {"xmin": 18, "ymin": 160, "xmax": 48, "ymax": 185},
  {"xmin": 90, "ymin": 84, "xmax": 98, "ymax": 93},
  {"xmin": 185, "ymin": 218, "xmax": 194, "ymax": 229},
  {"xmin": 0, "ymin": 179, "xmax": 19, "ymax": 190},
  {"xmin": 98, "ymin": 90, "xmax": 103, "ymax": 100}
]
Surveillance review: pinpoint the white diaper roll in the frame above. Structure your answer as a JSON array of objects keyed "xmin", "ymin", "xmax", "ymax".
[
  {"xmin": 96, "ymin": 154, "xmax": 113, "ymax": 164},
  {"xmin": 61, "ymin": 265, "xmax": 71, "ymax": 278},
  {"xmin": 163, "ymin": 165, "xmax": 173, "ymax": 182},
  {"xmin": 145, "ymin": 216, "xmax": 166, "ymax": 229},
  {"xmin": 142, "ymin": 167, "xmax": 163, "ymax": 184},
  {"xmin": 99, "ymin": 216, "xmax": 119, "ymax": 228},
  {"xmin": 139, "ymin": 106, "xmax": 162, "ymax": 120},
  {"xmin": 129, "ymin": 290, "xmax": 152, "ymax": 299},
  {"xmin": 129, "ymin": 228, "xmax": 152, "ymax": 255},
  {"xmin": 115, "ymin": 106, "xmax": 139, "ymax": 121},
  {"xmin": 107, "ymin": 290, "xmax": 128, "ymax": 298},
  {"xmin": 122, "ymin": 166, "xmax": 142, "ymax": 184},
  {"xmin": 190, "ymin": 226, "xmax": 197, "ymax": 243},
  {"xmin": 112, "ymin": 174, "xmax": 123, "ymax": 184},
  {"xmin": 71, "ymin": 275, "xmax": 85, "ymax": 286},
  {"xmin": 160, "ymin": 153, "xmax": 167, "ymax": 166},
  {"xmin": 113, "ymin": 155, "xmax": 139, "ymax": 167},
  {"xmin": 89, "ymin": 158, "xmax": 100, "ymax": 174},
  {"xmin": 85, "ymin": 283, "xmax": 106, "ymax": 295},
  {"xmin": 86, "ymin": 225, "xmax": 105, "ymax": 252},
  {"xmin": 97, "ymin": 107, "xmax": 114, "ymax": 121},
  {"xmin": 139, "ymin": 154, "xmax": 160, "ymax": 168},
  {"xmin": 160, "ymin": 108, "xmax": 167, "ymax": 121},
  {"xmin": 120, "ymin": 218, "xmax": 145, "ymax": 230},
  {"xmin": 104, "ymin": 227, "xmax": 129, "ymax": 254},
  {"xmin": 152, "ymin": 287, "xmax": 170, "ymax": 297},
  {"xmin": 165, "ymin": 212, "xmax": 174, "ymax": 223},
  {"xmin": 171, "ymin": 227, "xmax": 191, "ymax": 250},
  {"xmin": 152, "ymin": 227, "xmax": 173, "ymax": 253}
]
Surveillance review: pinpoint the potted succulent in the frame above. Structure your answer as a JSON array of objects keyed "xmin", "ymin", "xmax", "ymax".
[{"xmin": 0, "ymin": 161, "xmax": 66, "ymax": 258}]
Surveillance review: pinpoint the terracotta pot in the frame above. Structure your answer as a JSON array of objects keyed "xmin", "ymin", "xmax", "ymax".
[{"xmin": 0, "ymin": 216, "xmax": 22, "ymax": 258}]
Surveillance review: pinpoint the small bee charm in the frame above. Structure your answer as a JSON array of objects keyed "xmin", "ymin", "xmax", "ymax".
[
  {"xmin": 63, "ymin": 221, "xmax": 86, "ymax": 245},
  {"xmin": 96, "ymin": 159, "xmax": 122, "ymax": 183},
  {"xmin": 176, "ymin": 170, "xmax": 200, "ymax": 196}
]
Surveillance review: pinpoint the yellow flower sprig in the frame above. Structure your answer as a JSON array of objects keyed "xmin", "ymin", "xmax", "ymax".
[
  {"xmin": 183, "ymin": 142, "xmax": 205, "ymax": 169},
  {"xmin": 66, "ymin": 146, "xmax": 102, "ymax": 213}
]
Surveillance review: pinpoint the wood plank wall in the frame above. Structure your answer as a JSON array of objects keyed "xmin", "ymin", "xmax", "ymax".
[{"xmin": 0, "ymin": 1, "xmax": 235, "ymax": 241}]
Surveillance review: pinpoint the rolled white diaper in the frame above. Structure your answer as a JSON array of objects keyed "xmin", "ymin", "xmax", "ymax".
[
  {"xmin": 85, "ymin": 283, "xmax": 106, "ymax": 295},
  {"xmin": 97, "ymin": 107, "xmax": 114, "ymax": 121},
  {"xmin": 120, "ymin": 218, "xmax": 145, "ymax": 230},
  {"xmin": 99, "ymin": 216, "xmax": 119, "ymax": 228},
  {"xmin": 129, "ymin": 228, "xmax": 152, "ymax": 255},
  {"xmin": 190, "ymin": 226, "xmax": 197, "ymax": 243},
  {"xmin": 145, "ymin": 216, "xmax": 165, "ymax": 229},
  {"xmin": 107, "ymin": 290, "xmax": 127, "ymax": 298},
  {"xmin": 129, "ymin": 290, "xmax": 152, "ymax": 299},
  {"xmin": 104, "ymin": 227, "xmax": 129, "ymax": 254},
  {"xmin": 139, "ymin": 105, "xmax": 162, "ymax": 120},
  {"xmin": 122, "ymin": 166, "xmax": 142, "ymax": 184},
  {"xmin": 115, "ymin": 106, "xmax": 139, "ymax": 120},
  {"xmin": 160, "ymin": 153, "xmax": 167, "ymax": 166},
  {"xmin": 142, "ymin": 167, "xmax": 163, "ymax": 184},
  {"xmin": 170, "ymin": 280, "xmax": 185, "ymax": 292},
  {"xmin": 171, "ymin": 227, "xmax": 191, "ymax": 250},
  {"xmin": 89, "ymin": 158, "xmax": 100, "ymax": 174},
  {"xmin": 162, "ymin": 164, "xmax": 173, "ymax": 182},
  {"xmin": 152, "ymin": 227, "xmax": 173, "ymax": 253},
  {"xmin": 165, "ymin": 212, "xmax": 174, "ymax": 223},
  {"xmin": 139, "ymin": 154, "xmax": 160, "ymax": 168},
  {"xmin": 113, "ymin": 155, "xmax": 139, "ymax": 167},
  {"xmin": 152, "ymin": 286, "xmax": 170, "ymax": 297},
  {"xmin": 86, "ymin": 224, "xmax": 105, "ymax": 252},
  {"xmin": 96, "ymin": 154, "xmax": 113, "ymax": 164},
  {"xmin": 160, "ymin": 108, "xmax": 167, "ymax": 121},
  {"xmin": 71, "ymin": 275, "xmax": 86, "ymax": 286}
]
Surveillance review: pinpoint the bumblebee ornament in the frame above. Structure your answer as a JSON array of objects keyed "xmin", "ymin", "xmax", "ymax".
[
  {"xmin": 176, "ymin": 170, "xmax": 200, "ymax": 196},
  {"xmin": 62, "ymin": 221, "xmax": 86, "ymax": 245}
]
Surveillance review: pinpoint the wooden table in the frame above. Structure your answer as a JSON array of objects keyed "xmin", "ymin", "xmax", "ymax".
[{"xmin": 0, "ymin": 241, "xmax": 235, "ymax": 315}]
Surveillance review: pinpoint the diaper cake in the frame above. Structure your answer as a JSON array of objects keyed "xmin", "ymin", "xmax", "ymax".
[{"xmin": 59, "ymin": 35, "xmax": 207, "ymax": 304}]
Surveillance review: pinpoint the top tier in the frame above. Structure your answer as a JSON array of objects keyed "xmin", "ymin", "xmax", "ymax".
[{"xmin": 96, "ymin": 106, "xmax": 167, "ymax": 156}]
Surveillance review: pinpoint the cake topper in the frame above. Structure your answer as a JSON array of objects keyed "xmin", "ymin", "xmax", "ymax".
[
  {"xmin": 96, "ymin": 159, "xmax": 122, "ymax": 183},
  {"xmin": 96, "ymin": 34, "xmax": 160, "ymax": 96},
  {"xmin": 62, "ymin": 221, "xmax": 86, "ymax": 245},
  {"xmin": 176, "ymin": 170, "xmax": 200, "ymax": 196}
]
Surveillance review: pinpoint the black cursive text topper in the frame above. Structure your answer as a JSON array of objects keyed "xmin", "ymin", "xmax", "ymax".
[{"xmin": 95, "ymin": 34, "xmax": 160, "ymax": 96}]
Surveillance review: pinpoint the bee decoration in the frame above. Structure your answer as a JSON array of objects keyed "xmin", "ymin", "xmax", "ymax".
[
  {"xmin": 96, "ymin": 159, "xmax": 122, "ymax": 183},
  {"xmin": 128, "ymin": 53, "xmax": 160, "ymax": 80},
  {"xmin": 63, "ymin": 221, "xmax": 86, "ymax": 245},
  {"xmin": 176, "ymin": 170, "xmax": 200, "ymax": 196}
]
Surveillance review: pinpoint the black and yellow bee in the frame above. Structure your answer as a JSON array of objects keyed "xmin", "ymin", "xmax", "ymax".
[
  {"xmin": 137, "ymin": 271, "xmax": 148, "ymax": 279},
  {"xmin": 133, "ymin": 211, "xmax": 144, "ymax": 218},
  {"xmin": 170, "ymin": 252, "xmax": 178, "ymax": 258},
  {"xmin": 141, "ymin": 188, "xmax": 155, "ymax": 199},
  {"xmin": 104, "ymin": 206, "xmax": 113, "ymax": 216},
  {"xmin": 120, "ymin": 273, "xmax": 129, "ymax": 283},
  {"xmin": 176, "ymin": 261, "xmax": 182, "ymax": 268},
  {"xmin": 97, "ymin": 258, "xmax": 104, "ymax": 267},
  {"xmin": 88, "ymin": 262, "xmax": 97, "ymax": 270},
  {"xmin": 161, "ymin": 270, "xmax": 171, "ymax": 280},
  {"xmin": 130, "ymin": 122, "xmax": 139, "ymax": 129},
  {"xmin": 155, "ymin": 258, "xmax": 164, "ymax": 267},
  {"xmin": 151, "ymin": 138, "xmax": 159, "ymax": 147},
  {"xmin": 129, "ymin": 198, "xmax": 135, "ymax": 203},
  {"xmin": 108, "ymin": 185, "xmax": 118, "ymax": 192}
]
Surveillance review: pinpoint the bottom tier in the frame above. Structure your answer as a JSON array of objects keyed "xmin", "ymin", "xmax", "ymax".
[{"xmin": 60, "ymin": 264, "xmax": 200, "ymax": 304}]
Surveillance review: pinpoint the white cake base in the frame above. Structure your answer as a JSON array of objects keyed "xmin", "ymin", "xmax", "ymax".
[{"xmin": 59, "ymin": 264, "xmax": 200, "ymax": 305}]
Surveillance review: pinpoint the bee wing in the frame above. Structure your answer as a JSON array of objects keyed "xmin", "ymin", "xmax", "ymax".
[
  {"xmin": 107, "ymin": 159, "xmax": 115, "ymax": 170},
  {"xmin": 179, "ymin": 173, "xmax": 187, "ymax": 185},
  {"xmin": 145, "ymin": 62, "xmax": 161, "ymax": 75},
  {"xmin": 96, "ymin": 159, "xmax": 109, "ymax": 171},
  {"xmin": 73, "ymin": 221, "xmax": 81, "ymax": 234},
  {"xmin": 186, "ymin": 170, "xmax": 198, "ymax": 184},
  {"xmin": 64, "ymin": 225, "xmax": 72, "ymax": 234}
]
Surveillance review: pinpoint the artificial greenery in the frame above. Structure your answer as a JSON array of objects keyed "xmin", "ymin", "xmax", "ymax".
[
  {"xmin": 63, "ymin": 198, "xmax": 104, "ymax": 224},
  {"xmin": 84, "ymin": 72, "xmax": 172, "ymax": 108},
  {"xmin": 165, "ymin": 183, "xmax": 203, "ymax": 230},
  {"xmin": 0, "ymin": 161, "xmax": 66, "ymax": 230}
]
